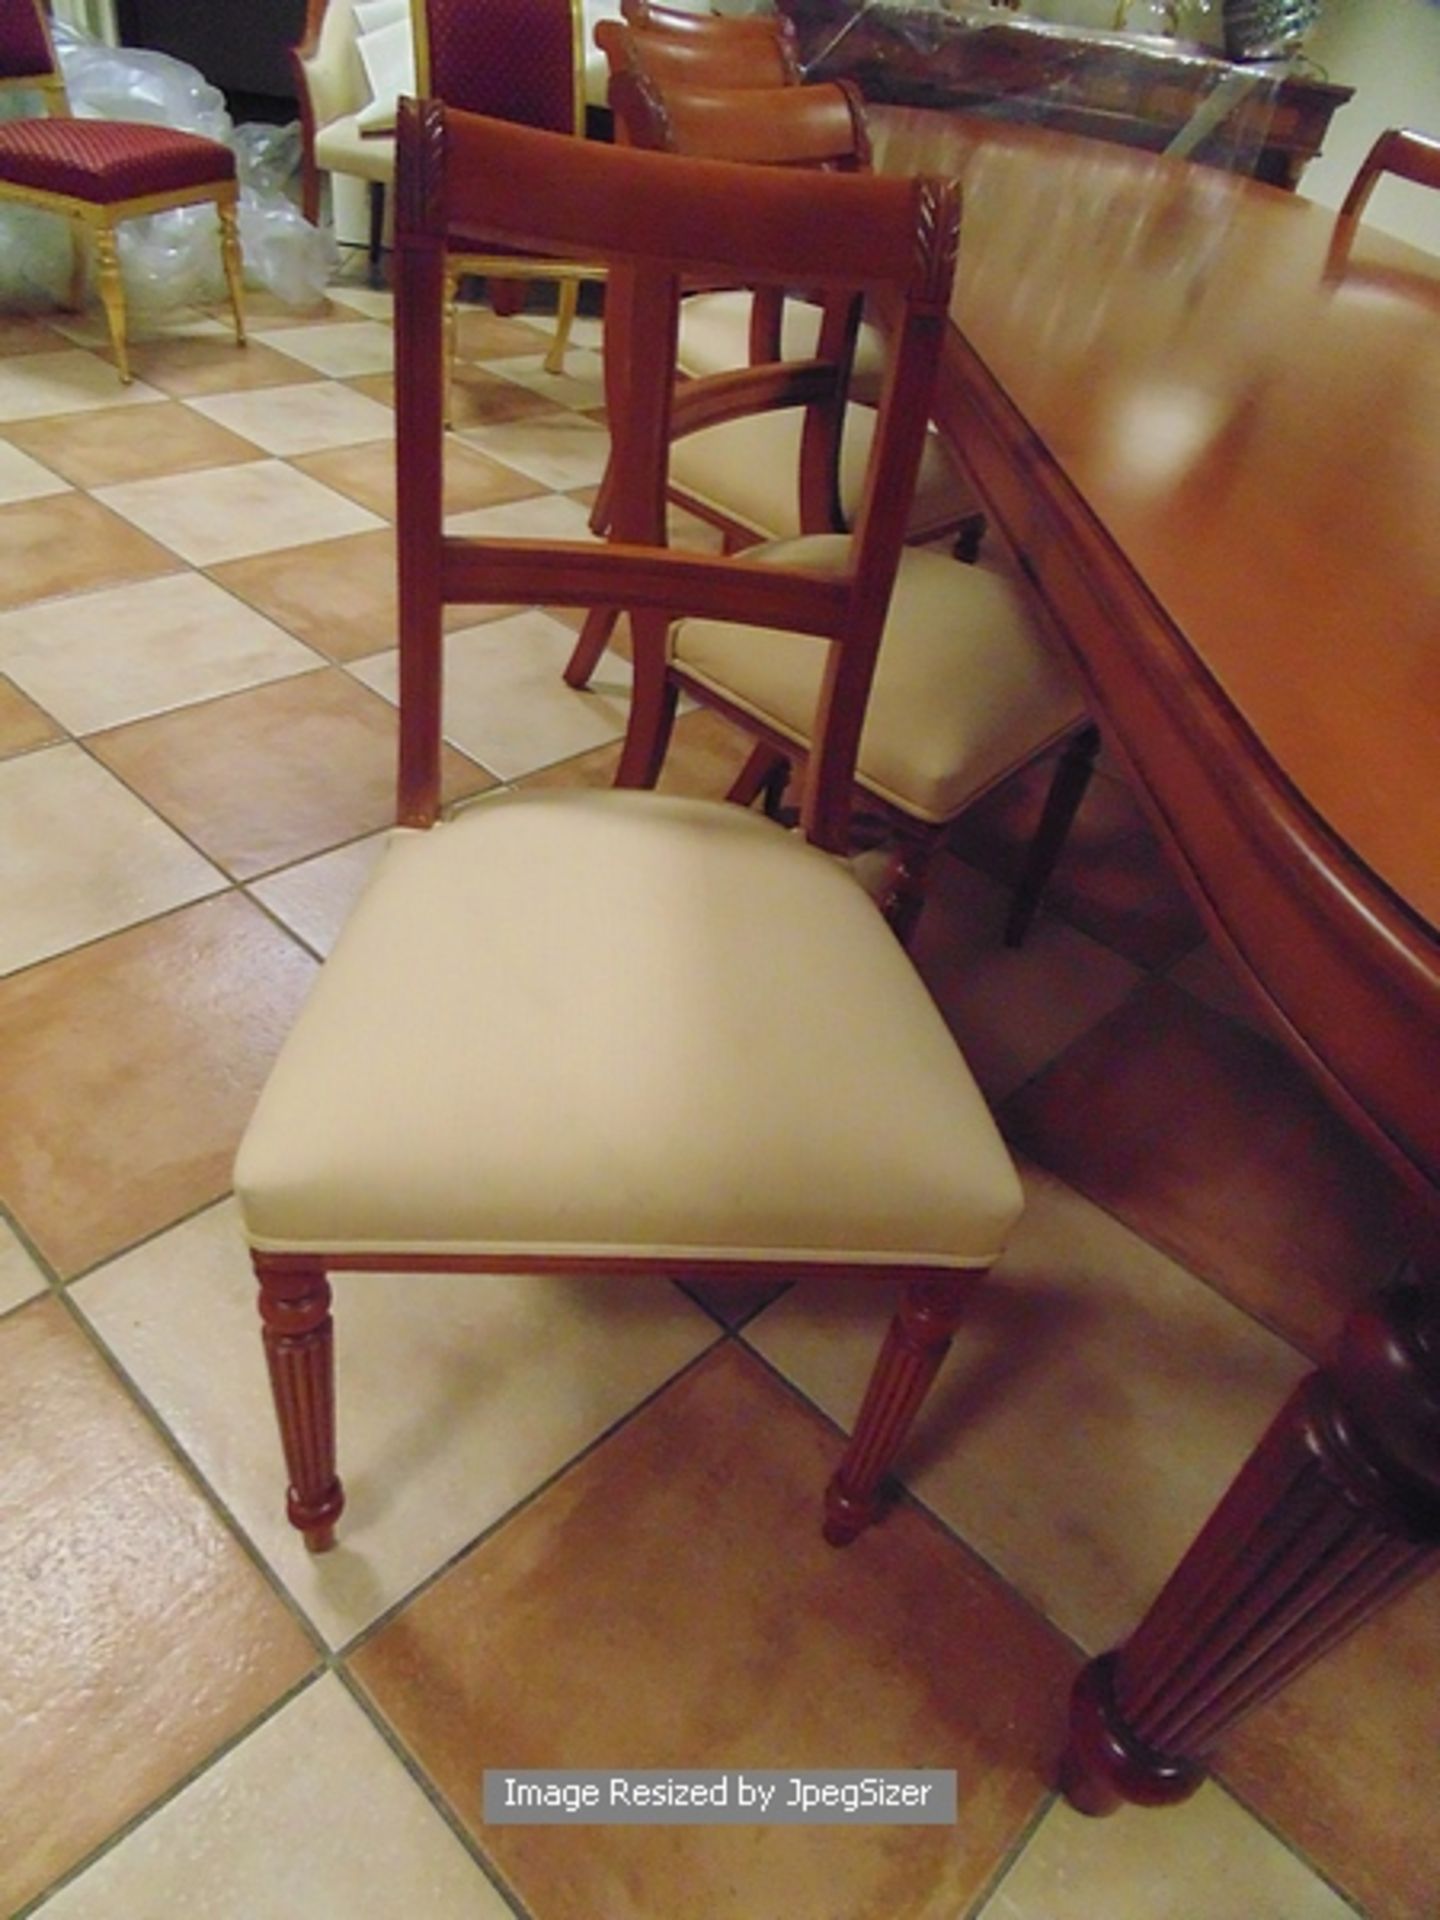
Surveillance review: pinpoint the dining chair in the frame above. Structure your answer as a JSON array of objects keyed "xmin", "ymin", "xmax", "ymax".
[
  {"xmin": 291, "ymin": 0, "xmax": 397, "ymax": 278},
  {"xmin": 0, "ymin": 0, "xmax": 244, "ymax": 384},
  {"xmin": 417, "ymin": 0, "xmax": 604, "ymax": 377},
  {"xmin": 235, "ymin": 96, "xmax": 1027, "ymax": 1558},
  {"xmin": 1337, "ymin": 126, "xmax": 1440, "ymax": 225}
]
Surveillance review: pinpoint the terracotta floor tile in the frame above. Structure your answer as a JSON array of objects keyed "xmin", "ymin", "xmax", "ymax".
[
  {"xmin": 447, "ymin": 365, "xmax": 571, "ymax": 428},
  {"xmin": 0, "ymin": 895, "xmax": 316, "ymax": 1277},
  {"xmin": 978, "ymin": 1786, "xmax": 1356, "ymax": 1920},
  {"xmin": 0, "ymin": 314, "xmax": 67, "ymax": 356},
  {"xmin": 0, "ymin": 743, "xmax": 224, "ymax": 976},
  {"xmin": 75, "ymin": 1201, "xmax": 720, "ymax": 1647},
  {"xmin": 206, "ymin": 529, "xmax": 401, "ymax": 661},
  {"xmin": 947, "ymin": 759, "xmax": 1206, "ymax": 970},
  {"xmin": 1219, "ymin": 1577, "xmax": 1440, "ymax": 1920},
  {"xmin": 95, "ymin": 459, "xmax": 384, "ymax": 566},
  {"xmin": 516, "ymin": 707, "xmax": 757, "ymax": 802},
  {"xmin": 0, "ymin": 491, "xmax": 178, "ymax": 610},
  {"xmin": 0, "ymin": 672, "xmax": 62, "ymax": 757},
  {"xmin": 909, "ymin": 855, "xmax": 1143, "ymax": 1103},
  {"xmin": 0, "ymin": 571, "xmax": 319, "ymax": 734},
  {"xmin": 0, "ymin": 1298, "xmax": 315, "ymax": 1912},
  {"xmin": 122, "ymin": 335, "xmax": 326, "ymax": 398},
  {"xmin": 452, "ymin": 308, "xmax": 552, "ymax": 358},
  {"xmin": 89, "ymin": 669, "xmax": 492, "ymax": 880},
  {"xmin": 351, "ymin": 1347, "xmax": 1075, "ymax": 1920},
  {"xmin": 4, "ymin": 400, "xmax": 263, "ymax": 487},
  {"xmin": 999, "ymin": 978, "xmax": 1413, "ymax": 1356},
  {"xmin": 293, "ymin": 433, "xmax": 543, "ymax": 521},
  {"xmin": 38, "ymin": 1677, "xmax": 510, "ymax": 1920},
  {"xmin": 746, "ymin": 1161, "xmax": 1306, "ymax": 1653}
]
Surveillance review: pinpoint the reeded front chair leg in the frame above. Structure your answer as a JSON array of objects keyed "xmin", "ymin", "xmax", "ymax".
[
  {"xmin": 824, "ymin": 1271, "xmax": 974, "ymax": 1546},
  {"xmin": 217, "ymin": 201, "xmax": 247, "ymax": 347},
  {"xmin": 254, "ymin": 1253, "xmax": 345, "ymax": 1552},
  {"xmin": 93, "ymin": 221, "xmax": 129, "ymax": 384}
]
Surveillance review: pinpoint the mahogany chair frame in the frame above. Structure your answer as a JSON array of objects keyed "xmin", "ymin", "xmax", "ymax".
[
  {"xmin": 1337, "ymin": 125, "xmax": 1440, "ymax": 224},
  {"xmin": 0, "ymin": 0, "xmax": 244, "ymax": 384},
  {"xmin": 290, "ymin": 0, "xmax": 393, "ymax": 277},
  {"xmin": 248, "ymin": 96, "xmax": 982, "ymax": 1557},
  {"xmin": 416, "ymin": 0, "xmax": 604, "ymax": 378}
]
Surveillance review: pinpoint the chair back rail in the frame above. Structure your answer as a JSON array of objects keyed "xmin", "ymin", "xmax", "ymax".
[
  {"xmin": 612, "ymin": 71, "xmax": 869, "ymax": 168},
  {"xmin": 1338, "ymin": 126, "xmax": 1440, "ymax": 224},
  {"xmin": 595, "ymin": 15, "xmax": 800, "ymax": 94},
  {"xmin": 393, "ymin": 97, "xmax": 957, "ymax": 850}
]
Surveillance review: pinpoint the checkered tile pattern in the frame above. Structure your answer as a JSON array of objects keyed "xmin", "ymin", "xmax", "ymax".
[{"xmin": 0, "ymin": 263, "xmax": 1432, "ymax": 1920}]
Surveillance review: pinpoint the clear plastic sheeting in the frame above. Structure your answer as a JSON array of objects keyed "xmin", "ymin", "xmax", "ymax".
[
  {"xmin": 787, "ymin": 0, "xmax": 1331, "ymax": 188},
  {"xmin": 0, "ymin": 23, "xmax": 337, "ymax": 314}
]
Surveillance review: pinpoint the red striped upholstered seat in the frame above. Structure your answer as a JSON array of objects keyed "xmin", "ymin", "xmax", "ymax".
[{"xmin": 0, "ymin": 117, "xmax": 236, "ymax": 203}]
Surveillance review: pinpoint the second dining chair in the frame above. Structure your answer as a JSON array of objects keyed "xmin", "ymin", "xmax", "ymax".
[{"xmin": 235, "ymin": 97, "xmax": 1028, "ymax": 1559}]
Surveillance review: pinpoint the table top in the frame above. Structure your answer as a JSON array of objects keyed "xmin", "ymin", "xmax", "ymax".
[
  {"xmin": 875, "ymin": 107, "xmax": 1440, "ymax": 933},
  {"xmin": 870, "ymin": 107, "xmax": 1440, "ymax": 1204}
]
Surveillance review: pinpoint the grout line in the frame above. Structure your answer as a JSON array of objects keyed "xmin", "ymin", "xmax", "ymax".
[{"xmin": 959, "ymin": 1788, "xmax": 1058, "ymax": 1920}]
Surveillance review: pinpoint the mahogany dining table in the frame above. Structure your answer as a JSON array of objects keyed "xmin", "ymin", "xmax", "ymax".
[{"xmin": 868, "ymin": 105, "xmax": 1440, "ymax": 1813}]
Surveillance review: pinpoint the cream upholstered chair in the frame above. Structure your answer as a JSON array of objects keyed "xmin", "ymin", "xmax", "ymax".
[
  {"xmin": 235, "ymin": 97, "xmax": 1025, "ymax": 1557},
  {"xmin": 292, "ymin": 0, "xmax": 398, "ymax": 275},
  {"xmin": 0, "ymin": 0, "xmax": 244, "ymax": 385}
]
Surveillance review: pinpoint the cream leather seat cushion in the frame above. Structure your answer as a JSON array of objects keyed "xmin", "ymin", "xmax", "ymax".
[
  {"xmin": 314, "ymin": 114, "xmax": 396, "ymax": 184},
  {"xmin": 669, "ymin": 404, "xmax": 969, "ymax": 542},
  {"xmin": 235, "ymin": 790, "xmax": 1022, "ymax": 1266},
  {"xmin": 673, "ymin": 536, "xmax": 1088, "ymax": 824},
  {"xmin": 677, "ymin": 290, "xmax": 887, "ymax": 405}
]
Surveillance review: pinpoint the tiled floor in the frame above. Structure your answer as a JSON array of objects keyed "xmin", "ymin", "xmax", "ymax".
[{"xmin": 1, "ymin": 262, "xmax": 1434, "ymax": 1920}]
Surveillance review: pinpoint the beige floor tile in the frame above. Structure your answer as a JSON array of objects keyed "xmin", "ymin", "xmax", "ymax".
[
  {"xmin": 4, "ymin": 399, "xmax": 263, "ymax": 487},
  {"xmin": 446, "ymin": 365, "xmax": 568, "ymax": 428},
  {"xmin": 350, "ymin": 610, "xmax": 631, "ymax": 780},
  {"xmin": 516, "ymin": 705, "xmax": 758, "ymax": 803},
  {"xmin": 74, "ymin": 1200, "xmax": 721, "ymax": 1646},
  {"xmin": 50, "ymin": 306, "xmax": 230, "ymax": 351},
  {"xmin": 458, "ymin": 412, "xmax": 611, "ymax": 490},
  {"xmin": 0, "ymin": 435, "xmax": 70, "ymax": 504},
  {"xmin": 248, "ymin": 831, "xmax": 389, "ymax": 956},
  {"xmin": 483, "ymin": 346, "xmax": 607, "ymax": 411},
  {"xmin": 0, "ymin": 573, "xmax": 320, "ymax": 734},
  {"xmin": 36, "ymin": 1676, "xmax": 510, "ymax": 1920},
  {"xmin": 0, "ymin": 1298, "xmax": 316, "ymax": 1914},
  {"xmin": 121, "ymin": 335, "xmax": 322, "ymax": 399},
  {"xmin": 326, "ymin": 285, "xmax": 396, "ymax": 322},
  {"xmin": 206, "ymin": 528, "xmax": 401, "ymax": 661},
  {"xmin": 352, "ymin": 1347, "xmax": 1075, "ymax": 1920},
  {"xmin": 0, "ymin": 743, "xmax": 224, "ymax": 976},
  {"xmin": 909, "ymin": 856, "xmax": 1144, "ymax": 1103},
  {"xmin": 89, "ymin": 669, "xmax": 492, "ymax": 880},
  {"xmin": 744, "ymin": 1160, "xmax": 1307, "ymax": 1654},
  {"xmin": 186, "ymin": 380, "xmax": 396, "ymax": 456},
  {"xmin": 95, "ymin": 460, "xmax": 384, "ymax": 566},
  {"xmin": 0, "ymin": 348, "xmax": 166, "ymax": 421},
  {"xmin": 254, "ymin": 320, "xmax": 395, "ymax": 377},
  {"xmin": 452, "ymin": 308, "xmax": 551, "ymax": 358},
  {"xmin": 293, "ymin": 434, "xmax": 543, "ymax": 522},
  {"xmin": 0, "ymin": 1217, "xmax": 46, "ymax": 1315},
  {"xmin": 0, "ymin": 491, "xmax": 179, "ymax": 610},
  {"xmin": 445, "ymin": 490, "xmax": 599, "ymax": 543},
  {"xmin": 0, "ymin": 896, "xmax": 316, "ymax": 1277},
  {"xmin": 978, "ymin": 1786, "xmax": 1356, "ymax": 1920},
  {"xmin": 1220, "ymin": 1577, "xmax": 1440, "ymax": 1920},
  {"xmin": 0, "ymin": 672, "xmax": 62, "ymax": 757}
]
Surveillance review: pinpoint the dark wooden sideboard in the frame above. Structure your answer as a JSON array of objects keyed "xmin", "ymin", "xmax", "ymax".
[{"xmin": 779, "ymin": 3, "xmax": 1352, "ymax": 187}]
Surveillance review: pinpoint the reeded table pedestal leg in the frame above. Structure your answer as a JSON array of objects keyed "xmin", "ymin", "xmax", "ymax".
[{"xmin": 1060, "ymin": 1269, "xmax": 1440, "ymax": 1814}]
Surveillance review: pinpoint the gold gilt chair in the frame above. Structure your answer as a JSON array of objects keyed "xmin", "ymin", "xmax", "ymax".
[
  {"xmin": 235, "ymin": 96, "xmax": 1027, "ymax": 1557},
  {"xmin": 0, "ymin": 0, "xmax": 244, "ymax": 384},
  {"xmin": 417, "ymin": 0, "xmax": 604, "ymax": 379}
]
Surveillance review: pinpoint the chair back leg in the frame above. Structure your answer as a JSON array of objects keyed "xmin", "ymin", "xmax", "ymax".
[
  {"xmin": 1004, "ymin": 721, "xmax": 1101, "ymax": 949},
  {"xmin": 543, "ymin": 275, "xmax": 582, "ymax": 375},
  {"xmin": 218, "ymin": 201, "xmax": 247, "ymax": 347}
]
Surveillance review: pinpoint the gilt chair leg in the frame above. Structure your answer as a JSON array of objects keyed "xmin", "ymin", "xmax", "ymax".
[
  {"xmin": 1005, "ymin": 723, "xmax": 1101, "ymax": 949},
  {"xmin": 93, "ymin": 222, "xmax": 130, "ymax": 385},
  {"xmin": 254, "ymin": 1253, "xmax": 345, "ymax": 1552},
  {"xmin": 66, "ymin": 222, "xmax": 86, "ymax": 312},
  {"xmin": 217, "ymin": 202, "xmax": 247, "ymax": 348},
  {"xmin": 544, "ymin": 275, "xmax": 581, "ymax": 376},
  {"xmin": 824, "ymin": 1272, "xmax": 974, "ymax": 1546},
  {"xmin": 563, "ymin": 605, "xmax": 621, "ymax": 688}
]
